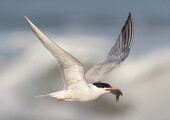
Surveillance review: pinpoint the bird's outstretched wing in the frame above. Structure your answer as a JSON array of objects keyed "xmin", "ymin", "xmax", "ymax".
[
  {"xmin": 25, "ymin": 16, "xmax": 89, "ymax": 90},
  {"xmin": 85, "ymin": 13, "xmax": 134, "ymax": 83}
]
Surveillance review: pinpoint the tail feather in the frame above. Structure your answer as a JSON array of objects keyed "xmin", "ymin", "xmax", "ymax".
[
  {"xmin": 34, "ymin": 94, "xmax": 50, "ymax": 98},
  {"xmin": 34, "ymin": 92, "xmax": 60, "ymax": 98}
]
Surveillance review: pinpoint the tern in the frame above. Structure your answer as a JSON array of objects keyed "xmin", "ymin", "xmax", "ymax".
[{"xmin": 25, "ymin": 13, "xmax": 133, "ymax": 102}]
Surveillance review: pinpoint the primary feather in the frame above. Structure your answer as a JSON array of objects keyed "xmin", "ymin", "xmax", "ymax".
[
  {"xmin": 25, "ymin": 16, "xmax": 89, "ymax": 90},
  {"xmin": 85, "ymin": 13, "xmax": 134, "ymax": 83}
]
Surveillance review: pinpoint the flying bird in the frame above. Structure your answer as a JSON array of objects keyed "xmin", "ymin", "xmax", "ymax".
[{"xmin": 25, "ymin": 13, "xmax": 133, "ymax": 102}]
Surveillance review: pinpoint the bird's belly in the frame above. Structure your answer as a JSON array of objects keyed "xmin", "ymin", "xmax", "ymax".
[{"xmin": 68, "ymin": 90, "xmax": 101, "ymax": 102}]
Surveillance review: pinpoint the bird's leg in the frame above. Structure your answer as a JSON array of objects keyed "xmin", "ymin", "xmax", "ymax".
[{"xmin": 58, "ymin": 98, "xmax": 65, "ymax": 102}]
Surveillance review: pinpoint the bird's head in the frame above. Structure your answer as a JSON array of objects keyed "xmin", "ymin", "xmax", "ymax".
[{"xmin": 92, "ymin": 82, "xmax": 123, "ymax": 102}]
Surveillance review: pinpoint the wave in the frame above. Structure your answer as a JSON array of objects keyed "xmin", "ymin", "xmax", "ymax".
[{"xmin": 0, "ymin": 32, "xmax": 170, "ymax": 120}]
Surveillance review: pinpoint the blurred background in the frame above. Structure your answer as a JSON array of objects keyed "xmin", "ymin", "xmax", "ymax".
[{"xmin": 0, "ymin": 0, "xmax": 170, "ymax": 120}]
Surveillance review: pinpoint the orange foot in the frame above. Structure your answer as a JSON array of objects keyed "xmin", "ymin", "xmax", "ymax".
[{"xmin": 58, "ymin": 98, "xmax": 65, "ymax": 102}]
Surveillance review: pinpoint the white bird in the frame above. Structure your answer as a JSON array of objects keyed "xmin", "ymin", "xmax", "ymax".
[{"xmin": 25, "ymin": 13, "xmax": 133, "ymax": 102}]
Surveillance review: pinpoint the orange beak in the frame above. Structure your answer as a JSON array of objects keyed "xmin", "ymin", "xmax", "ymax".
[{"xmin": 106, "ymin": 87, "xmax": 118, "ymax": 93}]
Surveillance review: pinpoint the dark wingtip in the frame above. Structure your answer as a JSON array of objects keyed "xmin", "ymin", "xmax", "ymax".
[{"xmin": 127, "ymin": 12, "xmax": 133, "ymax": 24}]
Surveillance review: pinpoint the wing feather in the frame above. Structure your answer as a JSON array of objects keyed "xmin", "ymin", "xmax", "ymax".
[
  {"xmin": 25, "ymin": 16, "xmax": 89, "ymax": 90},
  {"xmin": 85, "ymin": 13, "xmax": 134, "ymax": 83}
]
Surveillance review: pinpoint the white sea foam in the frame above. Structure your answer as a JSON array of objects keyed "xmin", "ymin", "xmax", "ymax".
[{"xmin": 0, "ymin": 31, "xmax": 170, "ymax": 120}]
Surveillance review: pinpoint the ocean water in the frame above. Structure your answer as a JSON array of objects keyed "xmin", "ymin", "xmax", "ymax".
[{"xmin": 0, "ymin": 1, "xmax": 170, "ymax": 120}]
